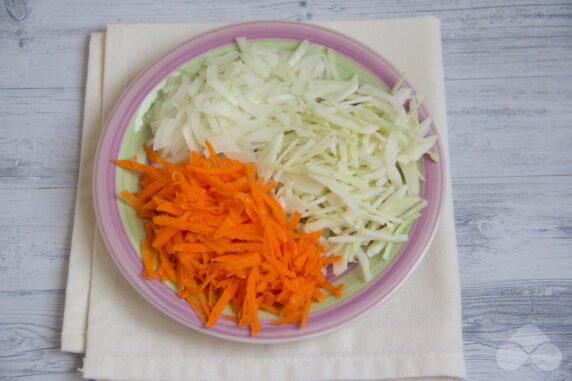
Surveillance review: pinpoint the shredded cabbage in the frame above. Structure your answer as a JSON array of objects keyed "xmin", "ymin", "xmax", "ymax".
[{"xmin": 143, "ymin": 38, "xmax": 438, "ymax": 281}]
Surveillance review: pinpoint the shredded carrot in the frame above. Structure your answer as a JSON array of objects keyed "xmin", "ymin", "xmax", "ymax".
[{"xmin": 114, "ymin": 141, "xmax": 343, "ymax": 335}]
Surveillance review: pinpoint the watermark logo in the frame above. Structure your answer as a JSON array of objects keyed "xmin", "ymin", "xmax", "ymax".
[{"xmin": 497, "ymin": 325, "xmax": 562, "ymax": 371}]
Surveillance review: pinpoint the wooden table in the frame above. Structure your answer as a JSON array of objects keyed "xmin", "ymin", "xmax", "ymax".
[{"xmin": 1, "ymin": 1, "xmax": 570, "ymax": 380}]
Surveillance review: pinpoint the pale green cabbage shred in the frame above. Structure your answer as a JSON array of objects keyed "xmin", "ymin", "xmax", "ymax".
[{"xmin": 144, "ymin": 38, "xmax": 438, "ymax": 282}]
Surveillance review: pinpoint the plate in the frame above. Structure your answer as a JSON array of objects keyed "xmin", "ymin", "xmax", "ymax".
[{"xmin": 93, "ymin": 21, "xmax": 445, "ymax": 343}]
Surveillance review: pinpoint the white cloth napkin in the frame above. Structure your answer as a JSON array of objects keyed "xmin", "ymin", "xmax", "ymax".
[
  {"xmin": 61, "ymin": 32, "xmax": 104, "ymax": 353},
  {"xmin": 62, "ymin": 17, "xmax": 466, "ymax": 381}
]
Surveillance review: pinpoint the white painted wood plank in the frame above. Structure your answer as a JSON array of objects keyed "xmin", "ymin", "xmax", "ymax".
[
  {"xmin": 1, "ymin": 374, "xmax": 83, "ymax": 381},
  {"xmin": 453, "ymin": 176, "xmax": 572, "ymax": 284},
  {"xmin": 0, "ymin": 88, "xmax": 82, "ymax": 188},
  {"xmin": 0, "ymin": 1, "xmax": 570, "ymax": 88},
  {"xmin": 446, "ymin": 75, "xmax": 572, "ymax": 179},
  {"xmin": 0, "ymin": 187, "xmax": 74, "ymax": 291}
]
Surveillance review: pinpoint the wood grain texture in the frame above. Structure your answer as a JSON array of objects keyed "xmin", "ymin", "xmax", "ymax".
[
  {"xmin": 1, "ymin": 1, "xmax": 571, "ymax": 88},
  {"xmin": 0, "ymin": 0, "xmax": 571, "ymax": 380},
  {"xmin": 454, "ymin": 176, "xmax": 572, "ymax": 283},
  {"xmin": 0, "ymin": 291, "xmax": 83, "ymax": 379}
]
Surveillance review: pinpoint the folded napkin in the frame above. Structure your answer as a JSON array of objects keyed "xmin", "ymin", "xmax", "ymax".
[{"xmin": 62, "ymin": 17, "xmax": 466, "ymax": 381}]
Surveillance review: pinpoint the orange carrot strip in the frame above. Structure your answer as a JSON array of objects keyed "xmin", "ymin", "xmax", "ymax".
[
  {"xmin": 246, "ymin": 267, "xmax": 260, "ymax": 335},
  {"xmin": 152, "ymin": 227, "xmax": 179, "ymax": 249},
  {"xmin": 119, "ymin": 190, "xmax": 143, "ymax": 210},
  {"xmin": 112, "ymin": 159, "xmax": 162, "ymax": 179},
  {"xmin": 322, "ymin": 281, "xmax": 344, "ymax": 299},
  {"xmin": 141, "ymin": 239, "xmax": 158, "ymax": 278},
  {"xmin": 262, "ymin": 192, "xmax": 287, "ymax": 228},
  {"xmin": 184, "ymin": 294, "xmax": 207, "ymax": 324},
  {"xmin": 190, "ymin": 164, "xmax": 244, "ymax": 175},
  {"xmin": 272, "ymin": 313, "xmax": 303, "ymax": 326},
  {"xmin": 156, "ymin": 201, "xmax": 184, "ymax": 216},
  {"xmin": 214, "ymin": 253, "xmax": 262, "ymax": 269},
  {"xmin": 173, "ymin": 242, "xmax": 211, "ymax": 253},
  {"xmin": 259, "ymin": 304, "xmax": 280, "ymax": 315},
  {"xmin": 153, "ymin": 215, "xmax": 214, "ymax": 234},
  {"xmin": 206, "ymin": 281, "xmax": 238, "ymax": 327},
  {"xmin": 300, "ymin": 298, "xmax": 312, "ymax": 328}
]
